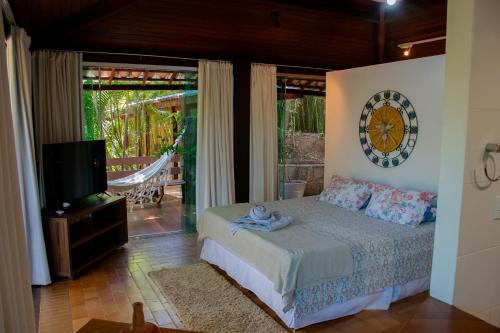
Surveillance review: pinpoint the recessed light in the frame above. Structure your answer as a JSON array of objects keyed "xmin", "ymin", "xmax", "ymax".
[{"xmin": 387, "ymin": 0, "xmax": 397, "ymax": 5}]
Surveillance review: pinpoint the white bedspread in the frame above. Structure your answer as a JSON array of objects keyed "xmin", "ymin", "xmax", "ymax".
[
  {"xmin": 197, "ymin": 199, "xmax": 354, "ymax": 311},
  {"xmin": 201, "ymin": 238, "xmax": 430, "ymax": 329},
  {"xmin": 197, "ymin": 196, "xmax": 435, "ymax": 319}
]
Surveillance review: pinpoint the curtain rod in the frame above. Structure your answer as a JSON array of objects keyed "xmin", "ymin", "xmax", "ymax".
[{"xmin": 39, "ymin": 49, "xmax": 332, "ymax": 71}]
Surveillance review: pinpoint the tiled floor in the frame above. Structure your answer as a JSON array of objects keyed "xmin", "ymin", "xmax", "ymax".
[
  {"xmin": 34, "ymin": 232, "xmax": 500, "ymax": 333},
  {"xmin": 36, "ymin": 233, "xmax": 199, "ymax": 333},
  {"xmin": 127, "ymin": 186, "xmax": 183, "ymax": 237}
]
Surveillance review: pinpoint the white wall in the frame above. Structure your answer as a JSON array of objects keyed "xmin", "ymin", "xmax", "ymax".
[
  {"xmin": 325, "ymin": 56, "xmax": 445, "ymax": 192},
  {"xmin": 324, "ymin": 3, "xmax": 500, "ymax": 326},
  {"xmin": 434, "ymin": 0, "xmax": 500, "ymax": 327},
  {"xmin": 430, "ymin": 0, "xmax": 474, "ymax": 306}
]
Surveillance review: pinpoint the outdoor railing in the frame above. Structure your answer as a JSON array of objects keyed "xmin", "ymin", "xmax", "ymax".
[{"xmin": 106, "ymin": 154, "xmax": 181, "ymax": 180}]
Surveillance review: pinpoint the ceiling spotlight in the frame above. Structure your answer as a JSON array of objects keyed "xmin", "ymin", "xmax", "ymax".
[
  {"xmin": 398, "ymin": 37, "xmax": 446, "ymax": 57},
  {"xmin": 386, "ymin": 0, "xmax": 397, "ymax": 5},
  {"xmin": 399, "ymin": 42, "xmax": 412, "ymax": 56}
]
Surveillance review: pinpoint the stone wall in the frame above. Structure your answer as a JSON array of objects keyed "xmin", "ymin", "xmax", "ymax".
[
  {"xmin": 282, "ymin": 132, "xmax": 325, "ymax": 196},
  {"xmin": 285, "ymin": 133, "xmax": 325, "ymax": 164},
  {"xmin": 281, "ymin": 163, "xmax": 324, "ymax": 196}
]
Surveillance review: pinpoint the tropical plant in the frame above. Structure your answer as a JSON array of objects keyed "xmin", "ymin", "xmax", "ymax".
[
  {"xmin": 278, "ymin": 92, "xmax": 326, "ymax": 192},
  {"xmin": 286, "ymin": 95, "xmax": 325, "ymax": 134},
  {"xmin": 83, "ymin": 86, "xmax": 186, "ymax": 159}
]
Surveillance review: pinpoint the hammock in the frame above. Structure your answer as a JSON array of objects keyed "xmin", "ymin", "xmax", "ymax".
[{"xmin": 108, "ymin": 129, "xmax": 185, "ymax": 209}]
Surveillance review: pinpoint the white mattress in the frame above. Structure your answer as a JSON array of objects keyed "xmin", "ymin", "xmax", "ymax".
[{"xmin": 201, "ymin": 238, "xmax": 430, "ymax": 329}]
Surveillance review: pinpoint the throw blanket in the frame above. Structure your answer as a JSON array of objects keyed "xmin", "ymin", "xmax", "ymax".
[
  {"xmin": 198, "ymin": 200, "xmax": 354, "ymax": 312},
  {"xmin": 197, "ymin": 196, "xmax": 434, "ymax": 318}
]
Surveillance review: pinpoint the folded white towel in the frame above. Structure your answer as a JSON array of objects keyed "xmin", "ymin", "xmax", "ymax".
[
  {"xmin": 249, "ymin": 205, "xmax": 272, "ymax": 221},
  {"xmin": 231, "ymin": 213, "xmax": 292, "ymax": 234}
]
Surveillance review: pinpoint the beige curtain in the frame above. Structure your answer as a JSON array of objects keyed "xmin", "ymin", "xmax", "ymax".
[
  {"xmin": 249, "ymin": 63, "xmax": 278, "ymax": 202},
  {"xmin": 32, "ymin": 50, "xmax": 83, "ymax": 206},
  {"xmin": 0, "ymin": 14, "xmax": 37, "ymax": 333},
  {"xmin": 33, "ymin": 50, "xmax": 83, "ymax": 144},
  {"xmin": 7, "ymin": 27, "xmax": 51, "ymax": 286},
  {"xmin": 196, "ymin": 60, "xmax": 235, "ymax": 217}
]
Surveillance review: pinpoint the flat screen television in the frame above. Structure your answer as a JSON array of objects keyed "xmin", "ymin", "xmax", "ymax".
[{"xmin": 43, "ymin": 140, "xmax": 107, "ymax": 209}]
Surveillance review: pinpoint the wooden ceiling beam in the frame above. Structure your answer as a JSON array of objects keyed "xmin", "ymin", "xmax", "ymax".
[
  {"xmin": 142, "ymin": 70, "xmax": 150, "ymax": 85},
  {"xmin": 266, "ymin": 0, "xmax": 379, "ymax": 22},
  {"xmin": 32, "ymin": 0, "xmax": 139, "ymax": 48},
  {"xmin": 378, "ymin": 4, "xmax": 385, "ymax": 63},
  {"xmin": 108, "ymin": 68, "xmax": 115, "ymax": 85},
  {"xmin": 169, "ymin": 72, "xmax": 178, "ymax": 85},
  {"xmin": 286, "ymin": 82, "xmax": 324, "ymax": 89},
  {"xmin": 284, "ymin": 90, "xmax": 325, "ymax": 97}
]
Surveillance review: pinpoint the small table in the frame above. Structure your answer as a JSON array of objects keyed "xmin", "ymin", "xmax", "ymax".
[{"xmin": 77, "ymin": 319, "xmax": 201, "ymax": 333}]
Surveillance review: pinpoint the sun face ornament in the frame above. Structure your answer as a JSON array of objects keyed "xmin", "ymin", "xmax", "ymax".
[{"xmin": 359, "ymin": 90, "xmax": 418, "ymax": 168}]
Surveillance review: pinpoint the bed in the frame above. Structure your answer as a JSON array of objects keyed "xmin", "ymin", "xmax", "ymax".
[{"xmin": 197, "ymin": 196, "xmax": 435, "ymax": 329}]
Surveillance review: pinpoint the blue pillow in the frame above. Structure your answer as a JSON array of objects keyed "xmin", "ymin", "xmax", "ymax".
[{"xmin": 422, "ymin": 196, "xmax": 438, "ymax": 222}]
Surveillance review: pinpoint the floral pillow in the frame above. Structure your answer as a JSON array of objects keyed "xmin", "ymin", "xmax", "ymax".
[
  {"xmin": 318, "ymin": 178, "xmax": 371, "ymax": 212},
  {"xmin": 330, "ymin": 177, "xmax": 393, "ymax": 195},
  {"xmin": 365, "ymin": 188, "xmax": 436, "ymax": 227},
  {"xmin": 365, "ymin": 182, "xmax": 394, "ymax": 195},
  {"xmin": 327, "ymin": 175, "xmax": 351, "ymax": 188}
]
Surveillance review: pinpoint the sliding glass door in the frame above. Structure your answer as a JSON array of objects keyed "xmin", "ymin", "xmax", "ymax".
[{"xmin": 82, "ymin": 66, "xmax": 198, "ymax": 234}]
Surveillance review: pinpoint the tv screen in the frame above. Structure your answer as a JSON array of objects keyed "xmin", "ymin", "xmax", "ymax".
[{"xmin": 43, "ymin": 140, "xmax": 107, "ymax": 209}]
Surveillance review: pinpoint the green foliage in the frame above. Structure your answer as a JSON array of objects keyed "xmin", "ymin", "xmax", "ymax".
[
  {"xmin": 83, "ymin": 87, "xmax": 186, "ymax": 159},
  {"xmin": 83, "ymin": 83, "xmax": 199, "ymax": 230},
  {"xmin": 277, "ymin": 94, "xmax": 325, "ymax": 161},
  {"xmin": 155, "ymin": 133, "xmax": 185, "ymax": 158},
  {"xmin": 277, "ymin": 92, "xmax": 326, "ymax": 195},
  {"xmin": 286, "ymin": 95, "xmax": 325, "ymax": 134}
]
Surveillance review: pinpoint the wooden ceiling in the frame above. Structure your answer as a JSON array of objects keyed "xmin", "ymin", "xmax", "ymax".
[{"xmin": 8, "ymin": 0, "xmax": 447, "ymax": 69}]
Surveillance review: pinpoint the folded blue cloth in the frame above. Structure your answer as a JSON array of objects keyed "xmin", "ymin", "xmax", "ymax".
[
  {"xmin": 230, "ymin": 211, "xmax": 292, "ymax": 235},
  {"xmin": 249, "ymin": 205, "xmax": 272, "ymax": 220}
]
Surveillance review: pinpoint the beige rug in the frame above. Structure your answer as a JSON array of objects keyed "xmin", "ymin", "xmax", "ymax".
[{"xmin": 149, "ymin": 262, "xmax": 288, "ymax": 333}]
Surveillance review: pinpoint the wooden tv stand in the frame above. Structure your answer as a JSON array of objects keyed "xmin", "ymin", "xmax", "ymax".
[{"xmin": 44, "ymin": 195, "xmax": 128, "ymax": 278}]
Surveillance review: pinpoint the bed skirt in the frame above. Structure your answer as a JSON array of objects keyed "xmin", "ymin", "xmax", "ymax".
[{"xmin": 200, "ymin": 238, "xmax": 430, "ymax": 329}]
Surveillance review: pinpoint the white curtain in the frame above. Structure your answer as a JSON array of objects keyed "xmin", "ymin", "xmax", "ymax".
[
  {"xmin": 249, "ymin": 63, "xmax": 278, "ymax": 202},
  {"xmin": 32, "ymin": 50, "xmax": 83, "ymax": 206},
  {"xmin": 7, "ymin": 27, "xmax": 51, "ymax": 286},
  {"xmin": 0, "ymin": 14, "xmax": 37, "ymax": 333},
  {"xmin": 196, "ymin": 60, "xmax": 235, "ymax": 217}
]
